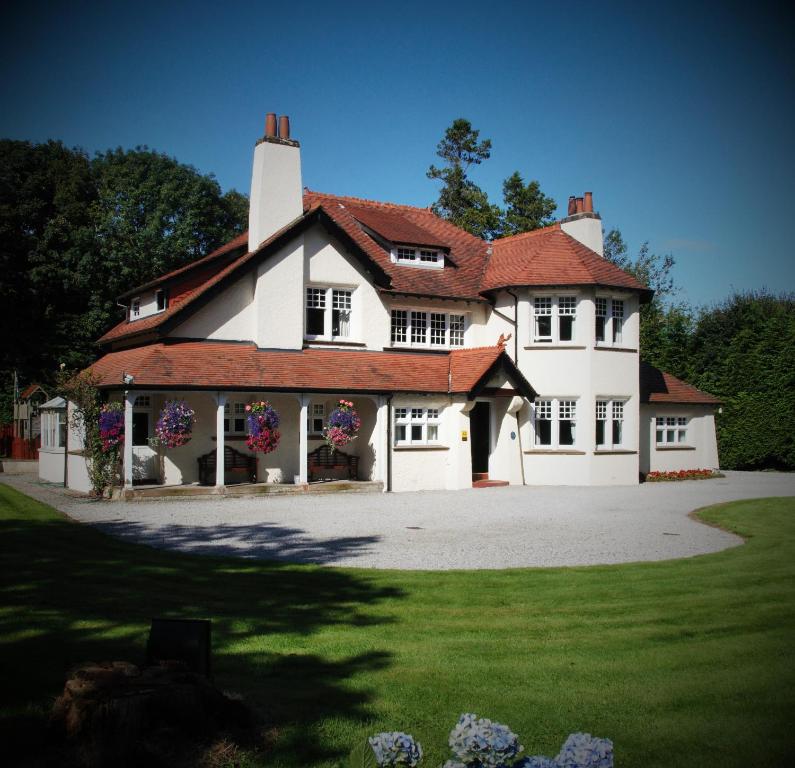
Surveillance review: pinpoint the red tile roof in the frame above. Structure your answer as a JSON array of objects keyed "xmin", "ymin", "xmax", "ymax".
[
  {"xmin": 305, "ymin": 192, "xmax": 490, "ymax": 300},
  {"xmin": 86, "ymin": 341, "xmax": 529, "ymax": 397},
  {"xmin": 640, "ymin": 362, "xmax": 720, "ymax": 404},
  {"xmin": 483, "ymin": 226, "xmax": 651, "ymax": 297},
  {"xmin": 343, "ymin": 203, "xmax": 449, "ymax": 249}
]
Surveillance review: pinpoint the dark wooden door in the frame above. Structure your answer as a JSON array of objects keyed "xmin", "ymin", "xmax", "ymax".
[{"xmin": 470, "ymin": 401, "xmax": 490, "ymax": 475}]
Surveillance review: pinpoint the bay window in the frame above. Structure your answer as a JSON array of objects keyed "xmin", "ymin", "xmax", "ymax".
[
  {"xmin": 531, "ymin": 295, "xmax": 578, "ymax": 344},
  {"xmin": 596, "ymin": 398, "xmax": 627, "ymax": 449},
  {"xmin": 533, "ymin": 397, "xmax": 577, "ymax": 448}
]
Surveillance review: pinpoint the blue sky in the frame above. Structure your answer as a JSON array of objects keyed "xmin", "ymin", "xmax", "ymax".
[{"xmin": 2, "ymin": 0, "xmax": 793, "ymax": 307}]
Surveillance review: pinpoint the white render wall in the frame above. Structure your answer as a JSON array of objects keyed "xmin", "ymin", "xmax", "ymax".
[
  {"xmin": 640, "ymin": 404, "xmax": 720, "ymax": 475},
  {"xmin": 255, "ymin": 236, "xmax": 305, "ymax": 349},
  {"xmin": 172, "ymin": 274, "xmax": 255, "ymax": 341}
]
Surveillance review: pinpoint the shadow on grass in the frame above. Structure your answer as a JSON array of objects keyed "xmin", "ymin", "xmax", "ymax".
[{"xmin": 0, "ymin": 486, "xmax": 403, "ymax": 765}]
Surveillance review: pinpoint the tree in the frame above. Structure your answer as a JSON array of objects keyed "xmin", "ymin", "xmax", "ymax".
[
  {"xmin": 427, "ymin": 119, "xmax": 556, "ymax": 240},
  {"xmin": 687, "ymin": 292, "xmax": 795, "ymax": 470},
  {"xmin": 499, "ymin": 171, "xmax": 557, "ymax": 236},
  {"xmin": 0, "ymin": 140, "xmax": 248, "ymax": 423},
  {"xmin": 602, "ymin": 227, "xmax": 690, "ymax": 374}
]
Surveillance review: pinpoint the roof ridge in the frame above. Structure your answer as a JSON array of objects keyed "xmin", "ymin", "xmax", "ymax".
[{"xmin": 305, "ymin": 190, "xmax": 434, "ymax": 214}]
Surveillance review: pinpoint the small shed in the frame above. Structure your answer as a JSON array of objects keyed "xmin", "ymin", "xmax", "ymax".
[{"xmin": 38, "ymin": 396, "xmax": 67, "ymax": 483}]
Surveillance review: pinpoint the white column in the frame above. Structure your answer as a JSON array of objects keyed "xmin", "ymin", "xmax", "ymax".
[
  {"xmin": 298, "ymin": 394, "xmax": 308, "ymax": 484},
  {"xmin": 376, "ymin": 395, "xmax": 388, "ymax": 486},
  {"xmin": 215, "ymin": 392, "xmax": 227, "ymax": 488},
  {"xmin": 123, "ymin": 390, "xmax": 134, "ymax": 489}
]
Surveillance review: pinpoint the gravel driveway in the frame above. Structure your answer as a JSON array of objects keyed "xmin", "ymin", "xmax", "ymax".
[{"xmin": 2, "ymin": 471, "xmax": 794, "ymax": 570}]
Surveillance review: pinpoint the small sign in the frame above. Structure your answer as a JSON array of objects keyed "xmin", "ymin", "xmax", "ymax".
[
  {"xmin": 461, "ymin": 430, "xmax": 468, "ymax": 441},
  {"xmin": 510, "ymin": 431, "xmax": 516, "ymax": 440}
]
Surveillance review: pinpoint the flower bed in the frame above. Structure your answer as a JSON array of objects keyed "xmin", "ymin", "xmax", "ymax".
[
  {"xmin": 98, "ymin": 403, "xmax": 124, "ymax": 452},
  {"xmin": 645, "ymin": 468, "xmax": 722, "ymax": 482},
  {"xmin": 324, "ymin": 399, "xmax": 361, "ymax": 450},
  {"xmin": 245, "ymin": 401, "xmax": 281, "ymax": 453},
  {"xmin": 154, "ymin": 400, "xmax": 195, "ymax": 448}
]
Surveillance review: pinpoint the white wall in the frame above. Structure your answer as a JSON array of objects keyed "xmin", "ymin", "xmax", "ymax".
[
  {"xmin": 640, "ymin": 404, "xmax": 720, "ymax": 474},
  {"xmin": 39, "ymin": 448, "xmax": 64, "ymax": 483},
  {"xmin": 255, "ymin": 236, "xmax": 305, "ymax": 349},
  {"xmin": 172, "ymin": 274, "xmax": 255, "ymax": 341}
]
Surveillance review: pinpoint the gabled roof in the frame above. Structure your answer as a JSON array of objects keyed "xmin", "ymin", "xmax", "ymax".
[
  {"xmin": 483, "ymin": 225, "xmax": 653, "ymax": 300},
  {"xmin": 19, "ymin": 383, "xmax": 46, "ymax": 400},
  {"xmin": 640, "ymin": 361, "xmax": 720, "ymax": 405},
  {"xmin": 85, "ymin": 341, "xmax": 535, "ymax": 399}
]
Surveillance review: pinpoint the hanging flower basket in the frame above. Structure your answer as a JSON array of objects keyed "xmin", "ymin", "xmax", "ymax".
[
  {"xmin": 324, "ymin": 399, "xmax": 361, "ymax": 451},
  {"xmin": 154, "ymin": 399, "xmax": 196, "ymax": 448},
  {"xmin": 245, "ymin": 401, "xmax": 281, "ymax": 453},
  {"xmin": 99, "ymin": 402, "xmax": 124, "ymax": 452}
]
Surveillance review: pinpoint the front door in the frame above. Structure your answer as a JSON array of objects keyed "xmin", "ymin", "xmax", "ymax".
[
  {"xmin": 470, "ymin": 401, "xmax": 491, "ymax": 477},
  {"xmin": 132, "ymin": 411, "xmax": 157, "ymax": 482}
]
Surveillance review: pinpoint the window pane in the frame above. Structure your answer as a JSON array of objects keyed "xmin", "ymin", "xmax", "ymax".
[
  {"xmin": 391, "ymin": 310, "xmax": 407, "ymax": 343},
  {"xmin": 411, "ymin": 408, "xmax": 423, "ymax": 420},
  {"xmin": 612, "ymin": 420, "xmax": 622, "ymax": 445},
  {"xmin": 332, "ymin": 309, "xmax": 350, "ymax": 337},
  {"xmin": 411, "ymin": 424, "xmax": 423, "ymax": 441},
  {"xmin": 596, "ymin": 419, "xmax": 605, "ymax": 446},
  {"xmin": 427, "ymin": 424, "xmax": 438, "ymax": 441},
  {"xmin": 559, "ymin": 315, "xmax": 574, "ymax": 341},
  {"xmin": 234, "ymin": 418, "xmax": 245, "ymax": 432},
  {"xmin": 156, "ymin": 290, "xmax": 166, "ymax": 311},
  {"xmin": 397, "ymin": 247, "xmax": 415, "ymax": 261},
  {"xmin": 411, "ymin": 312, "xmax": 427, "ymax": 344},
  {"xmin": 395, "ymin": 408, "xmax": 407, "ymax": 420},
  {"xmin": 535, "ymin": 315, "xmax": 552, "ymax": 341},
  {"xmin": 595, "ymin": 316, "xmax": 606, "ymax": 342},
  {"xmin": 306, "ymin": 288, "xmax": 325, "ymax": 307},
  {"xmin": 395, "ymin": 425, "xmax": 406, "ymax": 441},
  {"xmin": 449, "ymin": 314, "xmax": 465, "ymax": 346},
  {"xmin": 419, "ymin": 249, "xmax": 438, "ymax": 262},
  {"xmin": 430, "ymin": 313, "xmax": 446, "ymax": 345},
  {"xmin": 536, "ymin": 420, "xmax": 551, "ymax": 445},
  {"xmin": 559, "ymin": 420, "xmax": 575, "ymax": 445},
  {"xmin": 306, "ymin": 307, "xmax": 325, "ymax": 335}
]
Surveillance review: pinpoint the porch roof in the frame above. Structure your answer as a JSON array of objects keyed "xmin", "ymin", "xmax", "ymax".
[{"xmin": 85, "ymin": 341, "xmax": 536, "ymax": 399}]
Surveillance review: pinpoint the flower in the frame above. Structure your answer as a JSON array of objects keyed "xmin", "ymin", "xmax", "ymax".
[
  {"xmin": 448, "ymin": 713, "xmax": 523, "ymax": 767},
  {"xmin": 323, "ymin": 400, "xmax": 361, "ymax": 451},
  {"xmin": 554, "ymin": 733, "xmax": 613, "ymax": 768},
  {"xmin": 246, "ymin": 400, "xmax": 281, "ymax": 454},
  {"xmin": 155, "ymin": 399, "xmax": 195, "ymax": 448},
  {"xmin": 98, "ymin": 402, "xmax": 124, "ymax": 452},
  {"xmin": 368, "ymin": 732, "xmax": 423, "ymax": 767}
]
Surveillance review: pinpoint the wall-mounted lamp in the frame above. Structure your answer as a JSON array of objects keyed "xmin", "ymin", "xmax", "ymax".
[{"xmin": 122, "ymin": 372, "xmax": 135, "ymax": 386}]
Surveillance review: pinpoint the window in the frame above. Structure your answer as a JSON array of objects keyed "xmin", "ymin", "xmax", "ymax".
[
  {"xmin": 391, "ymin": 309, "xmax": 466, "ymax": 348},
  {"xmin": 306, "ymin": 287, "xmax": 353, "ymax": 340},
  {"xmin": 156, "ymin": 289, "xmax": 166, "ymax": 312},
  {"xmin": 595, "ymin": 295, "xmax": 628, "ymax": 346},
  {"xmin": 392, "ymin": 246, "xmax": 443, "ymax": 268},
  {"xmin": 656, "ymin": 416, "xmax": 688, "ymax": 446},
  {"xmin": 533, "ymin": 397, "xmax": 578, "ymax": 449},
  {"xmin": 309, "ymin": 403, "xmax": 325, "ymax": 434},
  {"xmin": 394, "ymin": 407, "xmax": 442, "ymax": 445},
  {"xmin": 43, "ymin": 411, "xmax": 66, "ymax": 449},
  {"xmin": 134, "ymin": 395, "xmax": 151, "ymax": 407},
  {"xmin": 224, "ymin": 402, "xmax": 247, "ymax": 434},
  {"xmin": 531, "ymin": 295, "xmax": 577, "ymax": 344},
  {"xmin": 131, "ymin": 298, "xmax": 141, "ymax": 318},
  {"xmin": 596, "ymin": 398, "xmax": 627, "ymax": 449}
]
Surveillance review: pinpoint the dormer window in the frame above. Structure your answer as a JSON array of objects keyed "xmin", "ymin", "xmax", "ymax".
[
  {"xmin": 391, "ymin": 246, "xmax": 444, "ymax": 269},
  {"xmin": 156, "ymin": 289, "xmax": 166, "ymax": 312},
  {"xmin": 131, "ymin": 298, "xmax": 141, "ymax": 318}
]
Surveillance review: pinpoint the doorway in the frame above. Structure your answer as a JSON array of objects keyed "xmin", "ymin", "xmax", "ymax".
[{"xmin": 470, "ymin": 401, "xmax": 491, "ymax": 478}]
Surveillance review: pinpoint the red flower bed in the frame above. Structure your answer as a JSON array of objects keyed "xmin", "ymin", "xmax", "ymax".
[{"xmin": 645, "ymin": 468, "xmax": 720, "ymax": 482}]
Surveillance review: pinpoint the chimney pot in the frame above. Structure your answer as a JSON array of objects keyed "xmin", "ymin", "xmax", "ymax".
[
  {"xmin": 584, "ymin": 191, "xmax": 593, "ymax": 213},
  {"xmin": 278, "ymin": 115, "xmax": 290, "ymax": 140},
  {"xmin": 567, "ymin": 196, "xmax": 577, "ymax": 216},
  {"xmin": 265, "ymin": 113, "xmax": 277, "ymax": 138},
  {"xmin": 575, "ymin": 197, "xmax": 584, "ymax": 214}
]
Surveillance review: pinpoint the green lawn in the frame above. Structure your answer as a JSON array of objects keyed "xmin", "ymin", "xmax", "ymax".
[{"xmin": 1, "ymin": 484, "xmax": 794, "ymax": 767}]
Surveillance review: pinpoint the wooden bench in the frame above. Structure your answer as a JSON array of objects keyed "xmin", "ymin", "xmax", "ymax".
[
  {"xmin": 197, "ymin": 445, "xmax": 256, "ymax": 485},
  {"xmin": 308, "ymin": 444, "xmax": 359, "ymax": 481}
]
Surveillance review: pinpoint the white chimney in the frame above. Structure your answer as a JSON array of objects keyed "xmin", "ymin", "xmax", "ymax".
[
  {"xmin": 560, "ymin": 191, "xmax": 604, "ymax": 256},
  {"xmin": 248, "ymin": 113, "xmax": 303, "ymax": 252}
]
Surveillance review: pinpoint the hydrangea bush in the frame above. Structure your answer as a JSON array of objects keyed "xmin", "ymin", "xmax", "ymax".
[
  {"xmin": 98, "ymin": 402, "xmax": 124, "ymax": 452},
  {"xmin": 360, "ymin": 715, "xmax": 612, "ymax": 768},
  {"xmin": 245, "ymin": 400, "xmax": 281, "ymax": 453},
  {"xmin": 368, "ymin": 732, "xmax": 423, "ymax": 766},
  {"xmin": 154, "ymin": 399, "xmax": 195, "ymax": 448},
  {"xmin": 324, "ymin": 399, "xmax": 361, "ymax": 450}
]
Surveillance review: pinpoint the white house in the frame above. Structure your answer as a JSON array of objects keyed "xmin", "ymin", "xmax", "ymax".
[{"xmin": 45, "ymin": 113, "xmax": 720, "ymax": 494}]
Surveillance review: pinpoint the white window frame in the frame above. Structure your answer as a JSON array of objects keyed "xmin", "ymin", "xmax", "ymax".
[
  {"xmin": 224, "ymin": 401, "xmax": 248, "ymax": 435},
  {"xmin": 391, "ymin": 246, "xmax": 444, "ymax": 269},
  {"xmin": 531, "ymin": 294, "xmax": 579, "ymax": 345},
  {"xmin": 42, "ymin": 410, "xmax": 66, "ymax": 449},
  {"xmin": 532, "ymin": 397, "xmax": 578, "ymax": 449},
  {"xmin": 595, "ymin": 294, "xmax": 628, "ymax": 347},
  {"xmin": 305, "ymin": 285, "xmax": 354, "ymax": 342},
  {"xmin": 308, "ymin": 403, "xmax": 325, "ymax": 435},
  {"xmin": 655, "ymin": 415, "xmax": 689, "ymax": 446},
  {"xmin": 131, "ymin": 297, "xmax": 141, "ymax": 319},
  {"xmin": 394, "ymin": 406, "xmax": 442, "ymax": 445},
  {"xmin": 595, "ymin": 397, "xmax": 628, "ymax": 450},
  {"xmin": 390, "ymin": 307, "xmax": 467, "ymax": 349}
]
